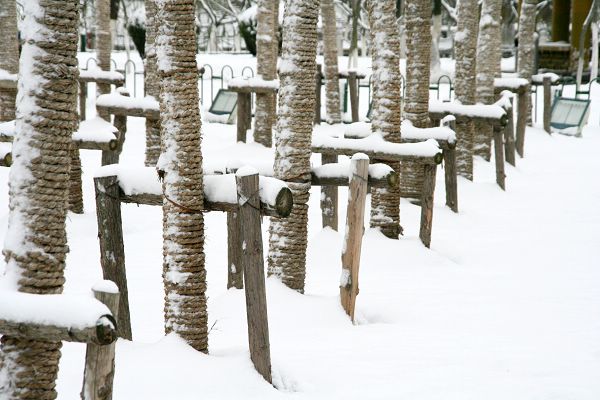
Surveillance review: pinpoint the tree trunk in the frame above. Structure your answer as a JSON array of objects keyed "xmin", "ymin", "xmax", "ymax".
[
  {"xmin": 144, "ymin": 0, "xmax": 161, "ymax": 166},
  {"xmin": 516, "ymin": 0, "xmax": 536, "ymax": 125},
  {"xmin": 155, "ymin": 0, "xmax": 208, "ymax": 353},
  {"xmin": 254, "ymin": 0, "xmax": 279, "ymax": 147},
  {"xmin": 0, "ymin": 0, "xmax": 18, "ymax": 122},
  {"xmin": 366, "ymin": 0, "xmax": 402, "ymax": 238},
  {"xmin": 551, "ymin": 0, "xmax": 570, "ymax": 42},
  {"xmin": 402, "ymin": 0, "xmax": 432, "ymax": 199},
  {"xmin": 431, "ymin": 0, "xmax": 442, "ymax": 77},
  {"xmin": 475, "ymin": 0, "xmax": 502, "ymax": 160},
  {"xmin": 267, "ymin": 0, "xmax": 319, "ymax": 293},
  {"xmin": 454, "ymin": 0, "xmax": 479, "ymax": 180},
  {"xmin": 0, "ymin": 1, "xmax": 79, "ymax": 398},
  {"xmin": 321, "ymin": 0, "xmax": 342, "ymax": 124},
  {"xmin": 96, "ymin": 0, "xmax": 113, "ymax": 108}
]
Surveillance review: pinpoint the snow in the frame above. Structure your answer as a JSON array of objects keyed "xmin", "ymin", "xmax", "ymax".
[
  {"xmin": 96, "ymin": 93, "xmax": 160, "ymax": 111},
  {"xmin": 228, "ymin": 76, "xmax": 280, "ymax": 90},
  {"xmin": 312, "ymin": 161, "xmax": 393, "ymax": 180},
  {"xmin": 0, "ymin": 120, "xmax": 15, "ymax": 139},
  {"xmin": 429, "ymin": 99, "xmax": 507, "ymax": 119},
  {"xmin": 531, "ymin": 72, "xmax": 560, "ymax": 84},
  {"xmin": 73, "ymin": 117, "xmax": 118, "ymax": 143},
  {"xmin": 235, "ymin": 165, "xmax": 259, "ymax": 177},
  {"xmin": 0, "ymin": 69, "xmax": 17, "ymax": 82},
  {"xmin": 401, "ymin": 120, "xmax": 456, "ymax": 143},
  {"xmin": 494, "ymin": 76, "xmax": 530, "ymax": 89},
  {"xmin": 92, "ymin": 280, "xmax": 119, "ymax": 294},
  {"xmin": 79, "ymin": 67, "xmax": 124, "ymax": 82},
  {"xmin": 0, "ymin": 143, "xmax": 11, "ymax": 159},
  {"xmin": 0, "ymin": 291, "xmax": 111, "ymax": 329}
]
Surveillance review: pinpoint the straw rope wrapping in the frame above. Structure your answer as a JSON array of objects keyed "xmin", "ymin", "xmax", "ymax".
[
  {"xmin": 254, "ymin": 0, "xmax": 279, "ymax": 147},
  {"xmin": 144, "ymin": 0, "xmax": 161, "ymax": 166},
  {"xmin": 155, "ymin": 0, "xmax": 208, "ymax": 353},
  {"xmin": 454, "ymin": 0, "xmax": 478, "ymax": 180},
  {"xmin": 0, "ymin": 0, "xmax": 19, "ymax": 122},
  {"xmin": 321, "ymin": 0, "xmax": 342, "ymax": 124},
  {"xmin": 366, "ymin": 0, "xmax": 402, "ymax": 238},
  {"xmin": 267, "ymin": 0, "xmax": 319, "ymax": 293},
  {"xmin": 516, "ymin": 0, "xmax": 536, "ymax": 122},
  {"xmin": 95, "ymin": 0, "xmax": 112, "ymax": 106},
  {"xmin": 475, "ymin": 0, "xmax": 502, "ymax": 160},
  {"xmin": 402, "ymin": 0, "xmax": 432, "ymax": 199},
  {"xmin": 0, "ymin": 1, "xmax": 79, "ymax": 399}
]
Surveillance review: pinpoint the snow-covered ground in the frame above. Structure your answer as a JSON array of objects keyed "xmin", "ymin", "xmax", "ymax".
[{"xmin": 1, "ymin": 53, "xmax": 600, "ymax": 399}]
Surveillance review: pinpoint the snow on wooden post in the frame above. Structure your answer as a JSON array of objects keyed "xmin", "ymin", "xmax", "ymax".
[
  {"xmin": 543, "ymin": 76, "xmax": 552, "ymax": 134},
  {"xmin": 515, "ymin": 84, "xmax": 530, "ymax": 157},
  {"xmin": 419, "ymin": 163, "xmax": 437, "ymax": 248},
  {"xmin": 340, "ymin": 154, "xmax": 369, "ymax": 321},
  {"xmin": 237, "ymin": 92, "xmax": 252, "ymax": 143},
  {"xmin": 441, "ymin": 117, "xmax": 458, "ymax": 213},
  {"xmin": 321, "ymin": 153, "xmax": 339, "ymax": 230},
  {"xmin": 315, "ymin": 63, "xmax": 322, "ymax": 124},
  {"xmin": 102, "ymin": 89, "xmax": 129, "ymax": 166},
  {"xmin": 227, "ymin": 211, "xmax": 243, "ymax": 289},
  {"xmin": 348, "ymin": 71, "xmax": 359, "ymax": 123},
  {"xmin": 94, "ymin": 175, "xmax": 132, "ymax": 340},
  {"xmin": 236, "ymin": 167, "xmax": 272, "ymax": 383},
  {"xmin": 82, "ymin": 281, "xmax": 120, "ymax": 400},
  {"xmin": 493, "ymin": 125, "xmax": 506, "ymax": 190}
]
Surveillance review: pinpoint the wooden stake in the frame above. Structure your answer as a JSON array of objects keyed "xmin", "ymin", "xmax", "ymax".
[
  {"xmin": 340, "ymin": 155, "xmax": 369, "ymax": 321},
  {"xmin": 227, "ymin": 211, "xmax": 243, "ymax": 289},
  {"xmin": 348, "ymin": 71, "xmax": 359, "ymax": 123},
  {"xmin": 493, "ymin": 125, "xmax": 506, "ymax": 190},
  {"xmin": 419, "ymin": 164, "xmax": 437, "ymax": 248},
  {"xmin": 543, "ymin": 76, "xmax": 552, "ymax": 134},
  {"xmin": 515, "ymin": 85, "xmax": 529, "ymax": 157},
  {"xmin": 236, "ymin": 171, "xmax": 272, "ymax": 383},
  {"xmin": 237, "ymin": 92, "xmax": 251, "ymax": 143},
  {"xmin": 504, "ymin": 98, "xmax": 517, "ymax": 167},
  {"xmin": 442, "ymin": 118, "xmax": 458, "ymax": 213},
  {"xmin": 315, "ymin": 64, "xmax": 322, "ymax": 125},
  {"xmin": 94, "ymin": 176, "xmax": 132, "ymax": 340},
  {"xmin": 102, "ymin": 90, "xmax": 129, "ymax": 166},
  {"xmin": 320, "ymin": 153, "xmax": 338, "ymax": 230},
  {"xmin": 80, "ymin": 82, "xmax": 87, "ymax": 121},
  {"xmin": 81, "ymin": 282, "xmax": 120, "ymax": 400}
]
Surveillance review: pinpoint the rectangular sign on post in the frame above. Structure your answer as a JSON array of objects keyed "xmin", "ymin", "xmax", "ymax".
[
  {"xmin": 550, "ymin": 97, "xmax": 590, "ymax": 137},
  {"xmin": 207, "ymin": 89, "xmax": 238, "ymax": 124}
]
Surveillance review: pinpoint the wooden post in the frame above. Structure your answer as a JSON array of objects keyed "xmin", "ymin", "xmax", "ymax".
[
  {"xmin": 543, "ymin": 76, "xmax": 552, "ymax": 134},
  {"xmin": 320, "ymin": 154, "xmax": 338, "ymax": 230},
  {"xmin": 81, "ymin": 282, "xmax": 120, "ymax": 400},
  {"xmin": 80, "ymin": 82, "xmax": 87, "ymax": 121},
  {"xmin": 515, "ymin": 85, "xmax": 529, "ymax": 157},
  {"xmin": 237, "ymin": 92, "xmax": 251, "ymax": 143},
  {"xmin": 348, "ymin": 71, "xmax": 359, "ymax": 123},
  {"xmin": 236, "ymin": 170, "xmax": 272, "ymax": 383},
  {"xmin": 442, "ymin": 118, "xmax": 458, "ymax": 213},
  {"xmin": 419, "ymin": 164, "xmax": 437, "ymax": 248},
  {"xmin": 340, "ymin": 155, "xmax": 369, "ymax": 321},
  {"xmin": 102, "ymin": 90, "xmax": 129, "ymax": 166},
  {"xmin": 493, "ymin": 125, "xmax": 506, "ymax": 190},
  {"xmin": 94, "ymin": 176, "xmax": 132, "ymax": 340},
  {"xmin": 315, "ymin": 64, "xmax": 322, "ymax": 125},
  {"xmin": 226, "ymin": 211, "xmax": 243, "ymax": 289},
  {"xmin": 504, "ymin": 97, "xmax": 517, "ymax": 166}
]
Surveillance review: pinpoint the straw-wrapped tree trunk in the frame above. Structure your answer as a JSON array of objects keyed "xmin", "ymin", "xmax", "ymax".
[
  {"xmin": 155, "ymin": 0, "xmax": 208, "ymax": 353},
  {"xmin": 366, "ymin": 0, "xmax": 402, "ymax": 238},
  {"xmin": 254, "ymin": 0, "xmax": 279, "ymax": 147},
  {"xmin": 267, "ymin": 1, "xmax": 319, "ymax": 293},
  {"xmin": 0, "ymin": 1, "xmax": 79, "ymax": 398},
  {"xmin": 454, "ymin": 0, "xmax": 479, "ymax": 180},
  {"xmin": 475, "ymin": 0, "xmax": 502, "ymax": 160},
  {"xmin": 321, "ymin": 0, "xmax": 342, "ymax": 124},
  {"xmin": 516, "ymin": 0, "xmax": 536, "ymax": 82},
  {"xmin": 0, "ymin": 1, "xmax": 18, "ymax": 122},
  {"xmin": 145, "ymin": 0, "xmax": 161, "ymax": 166},
  {"xmin": 402, "ymin": 0, "xmax": 432, "ymax": 199}
]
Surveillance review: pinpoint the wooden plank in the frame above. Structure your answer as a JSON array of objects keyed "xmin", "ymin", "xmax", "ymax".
[
  {"xmin": 228, "ymin": 85, "xmax": 278, "ymax": 94},
  {"xmin": 237, "ymin": 92, "xmax": 251, "ymax": 143},
  {"xmin": 0, "ymin": 78, "xmax": 17, "ymax": 90},
  {"xmin": 236, "ymin": 171, "xmax": 272, "ymax": 383},
  {"xmin": 78, "ymin": 76, "xmax": 125, "ymax": 86},
  {"xmin": 94, "ymin": 176, "xmax": 132, "ymax": 340},
  {"xmin": 95, "ymin": 105, "xmax": 160, "ymax": 120},
  {"xmin": 419, "ymin": 164, "xmax": 437, "ymax": 248},
  {"xmin": 348, "ymin": 71, "xmax": 359, "ymax": 123},
  {"xmin": 493, "ymin": 126, "xmax": 506, "ymax": 190},
  {"xmin": 428, "ymin": 111, "xmax": 507, "ymax": 127},
  {"xmin": 227, "ymin": 211, "xmax": 243, "ymax": 289},
  {"xmin": 81, "ymin": 284, "xmax": 120, "ymax": 400},
  {"xmin": 320, "ymin": 154, "xmax": 338, "ymax": 230},
  {"xmin": 543, "ymin": 76, "xmax": 552, "ymax": 134},
  {"xmin": 74, "ymin": 139, "xmax": 118, "ymax": 152},
  {"xmin": 340, "ymin": 155, "xmax": 369, "ymax": 321}
]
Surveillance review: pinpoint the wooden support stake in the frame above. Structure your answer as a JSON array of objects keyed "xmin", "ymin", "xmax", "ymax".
[
  {"xmin": 227, "ymin": 211, "xmax": 243, "ymax": 289},
  {"xmin": 236, "ymin": 171, "xmax": 272, "ymax": 383},
  {"xmin": 320, "ymin": 154, "xmax": 339, "ymax": 230},
  {"xmin": 80, "ymin": 82, "xmax": 87, "ymax": 122},
  {"xmin": 543, "ymin": 76, "xmax": 552, "ymax": 134},
  {"xmin": 493, "ymin": 126, "xmax": 506, "ymax": 190},
  {"xmin": 340, "ymin": 155, "xmax": 369, "ymax": 321},
  {"xmin": 515, "ymin": 85, "xmax": 529, "ymax": 157},
  {"xmin": 94, "ymin": 176, "xmax": 132, "ymax": 340},
  {"xmin": 504, "ymin": 98, "xmax": 517, "ymax": 167},
  {"xmin": 443, "ymin": 148, "xmax": 458, "ymax": 213},
  {"xmin": 82, "ymin": 283, "xmax": 120, "ymax": 400},
  {"xmin": 102, "ymin": 90, "xmax": 129, "ymax": 166},
  {"xmin": 419, "ymin": 164, "xmax": 437, "ymax": 248},
  {"xmin": 237, "ymin": 92, "xmax": 251, "ymax": 143},
  {"xmin": 315, "ymin": 64, "xmax": 322, "ymax": 125},
  {"xmin": 348, "ymin": 71, "xmax": 359, "ymax": 123}
]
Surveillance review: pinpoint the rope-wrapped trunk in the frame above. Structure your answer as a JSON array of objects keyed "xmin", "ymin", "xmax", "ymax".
[
  {"xmin": 321, "ymin": 0, "xmax": 342, "ymax": 124},
  {"xmin": 267, "ymin": 1, "xmax": 319, "ymax": 293},
  {"xmin": 155, "ymin": 0, "xmax": 208, "ymax": 353},
  {"xmin": 0, "ymin": 1, "xmax": 18, "ymax": 122},
  {"xmin": 402, "ymin": 0, "xmax": 432, "ymax": 199},
  {"xmin": 96, "ymin": 0, "xmax": 112, "ymax": 106},
  {"xmin": 253, "ymin": 0, "xmax": 279, "ymax": 147},
  {"xmin": 454, "ymin": 0, "xmax": 479, "ymax": 180},
  {"xmin": 366, "ymin": 0, "xmax": 402, "ymax": 238},
  {"xmin": 145, "ymin": 0, "xmax": 161, "ymax": 166},
  {"xmin": 475, "ymin": 0, "xmax": 502, "ymax": 160},
  {"xmin": 516, "ymin": 0, "xmax": 536, "ymax": 124},
  {"xmin": 0, "ymin": 1, "xmax": 80, "ymax": 398}
]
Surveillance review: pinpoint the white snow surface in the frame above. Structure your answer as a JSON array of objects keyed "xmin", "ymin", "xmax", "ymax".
[
  {"xmin": 313, "ymin": 133, "xmax": 441, "ymax": 158},
  {"xmin": 494, "ymin": 76, "xmax": 530, "ymax": 89},
  {"xmin": 312, "ymin": 161, "xmax": 392, "ymax": 180},
  {"xmin": 73, "ymin": 117, "xmax": 118, "ymax": 143},
  {"xmin": 0, "ymin": 69, "xmax": 17, "ymax": 82},
  {"xmin": 96, "ymin": 93, "xmax": 159, "ymax": 111},
  {"xmin": 228, "ymin": 76, "xmax": 280, "ymax": 90},
  {"xmin": 79, "ymin": 68, "xmax": 124, "ymax": 82},
  {"xmin": 0, "ymin": 143, "xmax": 11, "ymax": 158},
  {"xmin": 0, "ymin": 121, "xmax": 15, "ymax": 139},
  {"xmin": 429, "ymin": 99, "xmax": 507, "ymax": 119}
]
